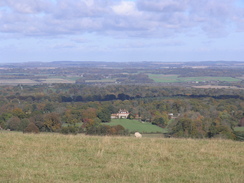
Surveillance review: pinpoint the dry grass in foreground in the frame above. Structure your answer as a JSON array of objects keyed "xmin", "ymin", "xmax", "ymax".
[{"xmin": 0, "ymin": 132, "xmax": 243, "ymax": 183}]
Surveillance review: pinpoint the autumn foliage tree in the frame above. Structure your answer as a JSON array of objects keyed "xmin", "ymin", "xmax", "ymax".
[
  {"xmin": 7, "ymin": 116, "xmax": 21, "ymax": 131},
  {"xmin": 81, "ymin": 108, "xmax": 97, "ymax": 120},
  {"xmin": 82, "ymin": 118, "xmax": 100, "ymax": 134},
  {"xmin": 29, "ymin": 114, "xmax": 44, "ymax": 131},
  {"xmin": 170, "ymin": 112, "xmax": 206, "ymax": 138},
  {"xmin": 207, "ymin": 118, "xmax": 235, "ymax": 139},
  {"xmin": 43, "ymin": 113, "xmax": 61, "ymax": 132},
  {"xmin": 12, "ymin": 108, "xmax": 27, "ymax": 119},
  {"xmin": 63, "ymin": 109, "xmax": 80, "ymax": 125},
  {"xmin": 24, "ymin": 122, "xmax": 39, "ymax": 133}
]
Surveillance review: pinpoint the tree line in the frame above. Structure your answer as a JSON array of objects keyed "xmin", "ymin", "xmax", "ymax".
[{"xmin": 0, "ymin": 84, "xmax": 243, "ymax": 139}]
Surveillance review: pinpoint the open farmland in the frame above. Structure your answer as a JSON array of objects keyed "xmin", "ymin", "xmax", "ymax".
[
  {"xmin": 0, "ymin": 79, "xmax": 39, "ymax": 85},
  {"xmin": 105, "ymin": 119, "xmax": 166, "ymax": 133},
  {"xmin": 148, "ymin": 74, "xmax": 179, "ymax": 83},
  {"xmin": 180, "ymin": 76, "xmax": 240, "ymax": 82},
  {"xmin": 193, "ymin": 85, "xmax": 243, "ymax": 89},
  {"xmin": 41, "ymin": 78, "xmax": 75, "ymax": 84},
  {"xmin": 0, "ymin": 132, "xmax": 243, "ymax": 183},
  {"xmin": 0, "ymin": 78, "xmax": 76, "ymax": 85},
  {"xmin": 149, "ymin": 74, "xmax": 241, "ymax": 83}
]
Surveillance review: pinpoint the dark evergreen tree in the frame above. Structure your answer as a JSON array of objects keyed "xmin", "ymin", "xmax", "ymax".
[{"xmin": 97, "ymin": 108, "xmax": 111, "ymax": 122}]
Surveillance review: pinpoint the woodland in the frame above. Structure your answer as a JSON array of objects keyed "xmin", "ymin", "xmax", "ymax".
[{"xmin": 0, "ymin": 84, "xmax": 243, "ymax": 140}]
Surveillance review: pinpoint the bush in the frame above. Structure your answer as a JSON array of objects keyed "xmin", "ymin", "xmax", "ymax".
[
  {"xmin": 60, "ymin": 126, "xmax": 79, "ymax": 135},
  {"xmin": 19, "ymin": 119, "xmax": 30, "ymax": 131},
  {"xmin": 234, "ymin": 131, "xmax": 244, "ymax": 141},
  {"xmin": 86, "ymin": 124, "xmax": 129, "ymax": 136},
  {"xmin": 7, "ymin": 117, "xmax": 21, "ymax": 131},
  {"xmin": 24, "ymin": 122, "xmax": 39, "ymax": 133}
]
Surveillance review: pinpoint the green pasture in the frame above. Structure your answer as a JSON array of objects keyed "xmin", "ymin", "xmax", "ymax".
[
  {"xmin": 149, "ymin": 74, "xmax": 179, "ymax": 83},
  {"xmin": 179, "ymin": 76, "xmax": 241, "ymax": 82},
  {"xmin": 104, "ymin": 119, "xmax": 166, "ymax": 133},
  {"xmin": 149, "ymin": 74, "xmax": 241, "ymax": 83},
  {"xmin": 62, "ymin": 76, "xmax": 81, "ymax": 81},
  {"xmin": 234, "ymin": 127, "xmax": 244, "ymax": 132}
]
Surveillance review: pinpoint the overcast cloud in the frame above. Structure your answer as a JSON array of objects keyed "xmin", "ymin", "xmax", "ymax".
[{"xmin": 0, "ymin": 0, "xmax": 243, "ymax": 62}]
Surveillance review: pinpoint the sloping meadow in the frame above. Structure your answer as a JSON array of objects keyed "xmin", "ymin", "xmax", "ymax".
[{"xmin": 0, "ymin": 132, "xmax": 243, "ymax": 183}]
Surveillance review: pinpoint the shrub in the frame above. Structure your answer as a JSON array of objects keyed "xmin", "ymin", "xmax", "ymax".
[
  {"xmin": 24, "ymin": 122, "xmax": 39, "ymax": 133},
  {"xmin": 60, "ymin": 126, "xmax": 79, "ymax": 135},
  {"xmin": 7, "ymin": 117, "xmax": 21, "ymax": 131},
  {"xmin": 86, "ymin": 124, "xmax": 129, "ymax": 136},
  {"xmin": 234, "ymin": 131, "xmax": 244, "ymax": 141},
  {"xmin": 19, "ymin": 119, "xmax": 30, "ymax": 131}
]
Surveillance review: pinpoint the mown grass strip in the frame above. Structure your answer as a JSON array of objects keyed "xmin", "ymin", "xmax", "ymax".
[{"xmin": 105, "ymin": 119, "xmax": 166, "ymax": 133}]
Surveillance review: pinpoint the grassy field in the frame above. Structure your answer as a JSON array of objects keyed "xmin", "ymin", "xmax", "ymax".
[
  {"xmin": 0, "ymin": 79, "xmax": 39, "ymax": 84},
  {"xmin": 105, "ymin": 119, "xmax": 167, "ymax": 133},
  {"xmin": 234, "ymin": 127, "xmax": 244, "ymax": 131},
  {"xmin": 85, "ymin": 79, "xmax": 117, "ymax": 83},
  {"xmin": 0, "ymin": 132, "xmax": 243, "ymax": 183},
  {"xmin": 0, "ymin": 78, "xmax": 76, "ymax": 85},
  {"xmin": 149, "ymin": 74, "xmax": 241, "ymax": 83},
  {"xmin": 41, "ymin": 78, "xmax": 75, "ymax": 84},
  {"xmin": 148, "ymin": 74, "xmax": 179, "ymax": 83}
]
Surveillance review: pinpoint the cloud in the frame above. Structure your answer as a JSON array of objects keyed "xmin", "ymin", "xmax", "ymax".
[
  {"xmin": 0, "ymin": 0, "xmax": 243, "ymax": 39},
  {"xmin": 54, "ymin": 0, "xmax": 108, "ymax": 19},
  {"xmin": 233, "ymin": 5, "xmax": 244, "ymax": 31},
  {"xmin": 112, "ymin": 39, "xmax": 184, "ymax": 50},
  {"xmin": 112, "ymin": 1, "xmax": 138, "ymax": 16},
  {"xmin": 137, "ymin": 0, "xmax": 188, "ymax": 12},
  {"xmin": 2, "ymin": 0, "xmax": 53, "ymax": 14}
]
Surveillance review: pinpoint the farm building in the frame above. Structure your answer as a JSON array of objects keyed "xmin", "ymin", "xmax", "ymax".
[
  {"xmin": 111, "ymin": 109, "xmax": 130, "ymax": 119},
  {"xmin": 168, "ymin": 113, "xmax": 180, "ymax": 119}
]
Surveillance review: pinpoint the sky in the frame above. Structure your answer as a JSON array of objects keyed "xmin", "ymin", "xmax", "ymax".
[{"xmin": 0, "ymin": 0, "xmax": 244, "ymax": 63}]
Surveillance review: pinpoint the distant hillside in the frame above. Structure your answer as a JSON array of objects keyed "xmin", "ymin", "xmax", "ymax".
[{"xmin": 1, "ymin": 61, "xmax": 244, "ymax": 69}]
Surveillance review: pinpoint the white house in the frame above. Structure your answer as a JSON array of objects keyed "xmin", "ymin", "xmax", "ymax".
[{"xmin": 111, "ymin": 109, "xmax": 130, "ymax": 119}]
